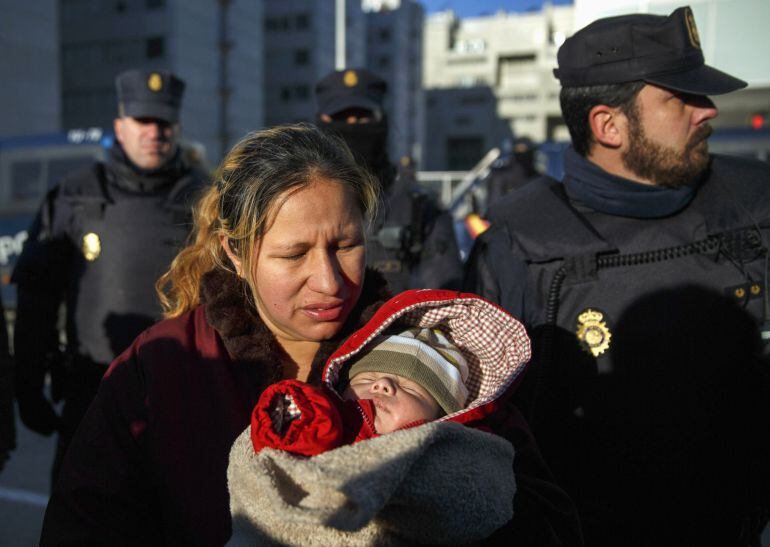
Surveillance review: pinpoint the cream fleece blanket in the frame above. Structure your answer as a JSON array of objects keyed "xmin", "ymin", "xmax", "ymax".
[{"xmin": 227, "ymin": 421, "xmax": 515, "ymax": 546}]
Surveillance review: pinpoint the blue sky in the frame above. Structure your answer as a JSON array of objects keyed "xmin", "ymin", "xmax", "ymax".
[{"xmin": 419, "ymin": 0, "xmax": 573, "ymax": 18}]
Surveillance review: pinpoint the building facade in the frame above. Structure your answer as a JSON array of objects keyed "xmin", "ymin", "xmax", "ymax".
[
  {"xmin": 263, "ymin": 0, "xmax": 365, "ymax": 127},
  {"xmin": 59, "ymin": 0, "xmax": 264, "ymax": 164},
  {"xmin": 0, "ymin": 0, "xmax": 60, "ymax": 136},
  {"xmin": 364, "ymin": 0, "xmax": 424, "ymax": 165},
  {"xmin": 422, "ymin": 5, "xmax": 574, "ymax": 170}
]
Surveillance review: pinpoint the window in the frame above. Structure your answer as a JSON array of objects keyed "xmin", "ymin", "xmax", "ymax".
[
  {"xmin": 265, "ymin": 16, "xmax": 290, "ymax": 31},
  {"xmin": 294, "ymin": 49, "xmax": 309, "ymax": 66},
  {"xmin": 146, "ymin": 36, "xmax": 164, "ymax": 59},
  {"xmin": 295, "ymin": 13, "xmax": 310, "ymax": 30},
  {"xmin": 11, "ymin": 161, "xmax": 43, "ymax": 201},
  {"xmin": 146, "ymin": 0, "xmax": 164, "ymax": 8},
  {"xmin": 379, "ymin": 28, "xmax": 391, "ymax": 43},
  {"xmin": 447, "ymin": 137, "xmax": 484, "ymax": 171},
  {"xmin": 377, "ymin": 55, "xmax": 390, "ymax": 69},
  {"xmin": 280, "ymin": 87, "xmax": 291, "ymax": 102},
  {"xmin": 454, "ymin": 115, "xmax": 471, "ymax": 127},
  {"xmin": 115, "ymin": 1, "xmax": 127, "ymax": 13},
  {"xmin": 460, "ymin": 95, "xmax": 487, "ymax": 105},
  {"xmin": 294, "ymin": 85, "xmax": 309, "ymax": 100},
  {"xmin": 453, "ymin": 38, "xmax": 486, "ymax": 54}
]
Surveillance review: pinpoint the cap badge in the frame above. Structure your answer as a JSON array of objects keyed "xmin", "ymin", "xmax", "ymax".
[
  {"xmin": 684, "ymin": 8, "xmax": 701, "ymax": 49},
  {"xmin": 343, "ymin": 70, "xmax": 358, "ymax": 88},
  {"xmin": 82, "ymin": 232, "xmax": 101, "ymax": 261},
  {"xmin": 147, "ymin": 72, "xmax": 163, "ymax": 92},
  {"xmin": 576, "ymin": 308, "xmax": 611, "ymax": 357}
]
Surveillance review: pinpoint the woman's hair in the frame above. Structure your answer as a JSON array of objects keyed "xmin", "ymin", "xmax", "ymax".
[{"xmin": 156, "ymin": 123, "xmax": 380, "ymax": 318}]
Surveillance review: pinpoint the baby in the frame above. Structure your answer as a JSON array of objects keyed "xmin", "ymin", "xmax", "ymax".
[
  {"xmin": 250, "ymin": 327, "xmax": 469, "ymax": 456},
  {"xmin": 342, "ymin": 327, "xmax": 468, "ymax": 434}
]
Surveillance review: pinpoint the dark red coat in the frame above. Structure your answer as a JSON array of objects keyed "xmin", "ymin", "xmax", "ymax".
[{"xmin": 40, "ymin": 269, "xmax": 583, "ymax": 546}]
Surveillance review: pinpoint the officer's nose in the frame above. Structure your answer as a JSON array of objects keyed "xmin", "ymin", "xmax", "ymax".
[
  {"xmin": 689, "ymin": 94, "xmax": 718, "ymax": 126},
  {"xmin": 144, "ymin": 121, "xmax": 162, "ymax": 139},
  {"xmin": 307, "ymin": 250, "xmax": 343, "ymax": 296},
  {"xmin": 371, "ymin": 377, "xmax": 396, "ymax": 396}
]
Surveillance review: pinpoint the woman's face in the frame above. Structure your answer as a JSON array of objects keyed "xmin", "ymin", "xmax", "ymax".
[{"xmin": 251, "ymin": 178, "xmax": 366, "ymax": 344}]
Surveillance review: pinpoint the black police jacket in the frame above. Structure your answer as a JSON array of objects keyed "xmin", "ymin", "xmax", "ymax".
[
  {"xmin": 367, "ymin": 171, "xmax": 463, "ymax": 293},
  {"xmin": 12, "ymin": 146, "xmax": 207, "ymax": 431},
  {"xmin": 465, "ymin": 154, "xmax": 770, "ymax": 546}
]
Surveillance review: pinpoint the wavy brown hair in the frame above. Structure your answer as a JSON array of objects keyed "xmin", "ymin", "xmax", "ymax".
[{"xmin": 156, "ymin": 124, "xmax": 380, "ymax": 318}]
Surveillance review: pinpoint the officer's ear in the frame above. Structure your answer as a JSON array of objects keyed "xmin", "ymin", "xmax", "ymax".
[
  {"xmin": 219, "ymin": 235, "xmax": 244, "ymax": 277},
  {"xmin": 114, "ymin": 118, "xmax": 125, "ymax": 145},
  {"xmin": 588, "ymin": 104, "xmax": 625, "ymax": 150}
]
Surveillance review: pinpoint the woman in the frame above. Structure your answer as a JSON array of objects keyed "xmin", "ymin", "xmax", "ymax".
[{"xmin": 41, "ymin": 125, "xmax": 581, "ymax": 546}]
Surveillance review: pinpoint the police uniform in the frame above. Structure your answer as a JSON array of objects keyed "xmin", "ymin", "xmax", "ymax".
[
  {"xmin": 12, "ymin": 69, "xmax": 208, "ymax": 481},
  {"xmin": 465, "ymin": 8, "xmax": 770, "ymax": 546},
  {"xmin": 315, "ymin": 69, "xmax": 463, "ymax": 293}
]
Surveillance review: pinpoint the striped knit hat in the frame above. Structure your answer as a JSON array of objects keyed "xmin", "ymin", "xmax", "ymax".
[{"xmin": 347, "ymin": 328, "xmax": 469, "ymax": 415}]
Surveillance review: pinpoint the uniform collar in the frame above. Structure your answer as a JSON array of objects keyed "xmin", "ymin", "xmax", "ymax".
[
  {"xmin": 563, "ymin": 146, "xmax": 699, "ymax": 219},
  {"xmin": 106, "ymin": 144, "xmax": 187, "ymax": 194}
]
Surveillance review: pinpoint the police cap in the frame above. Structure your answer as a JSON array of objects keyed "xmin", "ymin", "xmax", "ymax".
[
  {"xmin": 554, "ymin": 6, "xmax": 746, "ymax": 95},
  {"xmin": 115, "ymin": 69, "xmax": 186, "ymax": 123},
  {"xmin": 315, "ymin": 68, "xmax": 387, "ymax": 117}
]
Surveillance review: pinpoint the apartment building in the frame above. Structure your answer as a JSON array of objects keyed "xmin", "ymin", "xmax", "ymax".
[
  {"xmin": 422, "ymin": 5, "xmax": 574, "ymax": 170},
  {"xmin": 364, "ymin": 0, "xmax": 424, "ymax": 165},
  {"xmin": 263, "ymin": 0, "xmax": 365, "ymax": 127},
  {"xmin": 0, "ymin": 0, "xmax": 60, "ymax": 136}
]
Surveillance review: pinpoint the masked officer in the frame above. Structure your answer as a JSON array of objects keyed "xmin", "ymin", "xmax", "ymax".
[
  {"xmin": 12, "ymin": 69, "xmax": 208, "ymax": 483},
  {"xmin": 315, "ymin": 69, "xmax": 463, "ymax": 293},
  {"xmin": 485, "ymin": 136, "xmax": 539, "ymax": 209},
  {"xmin": 465, "ymin": 7, "xmax": 770, "ymax": 545}
]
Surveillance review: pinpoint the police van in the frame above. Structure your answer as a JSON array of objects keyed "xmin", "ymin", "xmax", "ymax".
[{"xmin": 0, "ymin": 128, "xmax": 112, "ymax": 309}]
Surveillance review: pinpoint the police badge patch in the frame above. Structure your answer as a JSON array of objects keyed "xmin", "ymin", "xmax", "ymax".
[
  {"xmin": 576, "ymin": 308, "xmax": 611, "ymax": 357},
  {"xmin": 82, "ymin": 232, "xmax": 101, "ymax": 261},
  {"xmin": 684, "ymin": 7, "xmax": 701, "ymax": 49},
  {"xmin": 147, "ymin": 72, "xmax": 163, "ymax": 92},
  {"xmin": 343, "ymin": 70, "xmax": 359, "ymax": 88}
]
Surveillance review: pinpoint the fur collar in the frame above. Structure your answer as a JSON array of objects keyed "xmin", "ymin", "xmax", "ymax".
[{"xmin": 200, "ymin": 268, "xmax": 390, "ymax": 388}]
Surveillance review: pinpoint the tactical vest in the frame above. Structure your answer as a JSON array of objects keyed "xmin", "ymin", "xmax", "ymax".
[
  {"xmin": 491, "ymin": 155, "xmax": 770, "ymax": 547},
  {"xmin": 53, "ymin": 162, "xmax": 205, "ymax": 365},
  {"xmin": 493, "ymin": 155, "xmax": 770, "ymax": 376}
]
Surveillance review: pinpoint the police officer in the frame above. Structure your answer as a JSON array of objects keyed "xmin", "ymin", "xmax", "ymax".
[
  {"xmin": 465, "ymin": 7, "xmax": 770, "ymax": 545},
  {"xmin": 485, "ymin": 136, "xmax": 538, "ymax": 209},
  {"xmin": 315, "ymin": 69, "xmax": 463, "ymax": 293},
  {"xmin": 0, "ymin": 290, "xmax": 14, "ymax": 474},
  {"xmin": 12, "ymin": 69, "xmax": 208, "ymax": 482}
]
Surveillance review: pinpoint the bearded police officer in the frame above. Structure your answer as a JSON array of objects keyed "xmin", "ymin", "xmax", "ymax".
[
  {"xmin": 315, "ymin": 69, "xmax": 463, "ymax": 293},
  {"xmin": 465, "ymin": 7, "xmax": 770, "ymax": 545},
  {"xmin": 12, "ymin": 69, "xmax": 207, "ymax": 483}
]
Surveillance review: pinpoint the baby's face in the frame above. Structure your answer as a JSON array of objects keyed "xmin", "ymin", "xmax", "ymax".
[{"xmin": 343, "ymin": 372, "xmax": 441, "ymax": 434}]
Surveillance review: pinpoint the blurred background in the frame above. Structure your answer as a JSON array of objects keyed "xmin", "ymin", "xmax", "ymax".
[{"xmin": 1, "ymin": 1, "xmax": 769, "ymax": 544}]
